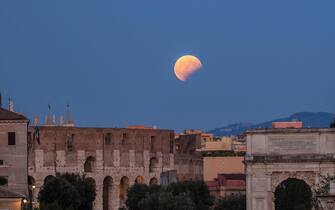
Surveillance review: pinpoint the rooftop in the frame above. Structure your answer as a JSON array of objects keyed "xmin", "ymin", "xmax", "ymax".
[
  {"xmin": 0, "ymin": 107, "xmax": 28, "ymax": 121},
  {"xmin": 0, "ymin": 187, "xmax": 25, "ymax": 198},
  {"xmin": 246, "ymin": 128, "xmax": 335, "ymax": 134}
]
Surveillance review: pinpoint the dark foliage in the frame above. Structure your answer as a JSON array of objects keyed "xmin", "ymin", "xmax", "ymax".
[
  {"xmin": 38, "ymin": 173, "xmax": 96, "ymax": 210},
  {"xmin": 38, "ymin": 176, "xmax": 80, "ymax": 210},
  {"xmin": 213, "ymin": 194, "xmax": 246, "ymax": 210},
  {"xmin": 126, "ymin": 181, "xmax": 212, "ymax": 210}
]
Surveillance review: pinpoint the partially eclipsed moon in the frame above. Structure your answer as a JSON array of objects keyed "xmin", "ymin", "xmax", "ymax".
[{"xmin": 174, "ymin": 55, "xmax": 202, "ymax": 81}]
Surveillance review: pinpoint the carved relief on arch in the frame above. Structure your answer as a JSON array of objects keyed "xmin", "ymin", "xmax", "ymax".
[{"xmin": 271, "ymin": 171, "xmax": 316, "ymax": 192}]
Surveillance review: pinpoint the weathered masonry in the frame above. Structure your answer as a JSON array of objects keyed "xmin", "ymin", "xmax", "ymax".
[
  {"xmin": 245, "ymin": 128, "xmax": 335, "ymax": 210},
  {"xmin": 27, "ymin": 126, "xmax": 203, "ymax": 210}
]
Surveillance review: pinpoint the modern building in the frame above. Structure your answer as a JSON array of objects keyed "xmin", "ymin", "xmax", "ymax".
[
  {"xmin": 0, "ymin": 100, "xmax": 29, "ymax": 210},
  {"xmin": 206, "ymin": 173, "xmax": 246, "ymax": 198}
]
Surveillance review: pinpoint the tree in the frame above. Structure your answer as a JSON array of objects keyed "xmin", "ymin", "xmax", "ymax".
[
  {"xmin": 126, "ymin": 181, "xmax": 212, "ymax": 210},
  {"xmin": 38, "ymin": 173, "xmax": 96, "ymax": 210},
  {"xmin": 38, "ymin": 176, "xmax": 80, "ymax": 210},
  {"xmin": 168, "ymin": 181, "xmax": 213, "ymax": 210},
  {"xmin": 126, "ymin": 184, "xmax": 150, "ymax": 210},
  {"xmin": 213, "ymin": 194, "xmax": 246, "ymax": 210},
  {"xmin": 59, "ymin": 173, "xmax": 96, "ymax": 210}
]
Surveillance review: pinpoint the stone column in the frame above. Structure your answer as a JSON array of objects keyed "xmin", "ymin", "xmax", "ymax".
[
  {"xmin": 96, "ymin": 150, "xmax": 103, "ymax": 171},
  {"xmin": 56, "ymin": 151, "xmax": 65, "ymax": 167},
  {"xmin": 113, "ymin": 150, "xmax": 120, "ymax": 167},
  {"xmin": 129, "ymin": 150, "xmax": 135, "ymax": 168},
  {"xmin": 143, "ymin": 150, "xmax": 149, "ymax": 174},
  {"xmin": 35, "ymin": 150, "xmax": 44, "ymax": 171},
  {"xmin": 77, "ymin": 150, "xmax": 85, "ymax": 172},
  {"xmin": 94, "ymin": 178, "xmax": 103, "ymax": 210},
  {"xmin": 112, "ymin": 183, "xmax": 120, "ymax": 210}
]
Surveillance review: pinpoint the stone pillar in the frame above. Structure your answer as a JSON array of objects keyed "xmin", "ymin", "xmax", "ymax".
[
  {"xmin": 169, "ymin": 154, "xmax": 174, "ymax": 170},
  {"xmin": 157, "ymin": 152, "xmax": 163, "ymax": 168},
  {"xmin": 77, "ymin": 150, "xmax": 85, "ymax": 172},
  {"xmin": 129, "ymin": 150, "xmax": 135, "ymax": 168},
  {"xmin": 113, "ymin": 150, "xmax": 120, "ymax": 167},
  {"xmin": 56, "ymin": 151, "xmax": 65, "ymax": 167},
  {"xmin": 35, "ymin": 150, "xmax": 44, "ymax": 171},
  {"xmin": 96, "ymin": 150, "xmax": 103, "ymax": 171},
  {"xmin": 94, "ymin": 178, "xmax": 103, "ymax": 210},
  {"xmin": 143, "ymin": 150, "xmax": 149, "ymax": 173},
  {"xmin": 112, "ymin": 183, "xmax": 120, "ymax": 210}
]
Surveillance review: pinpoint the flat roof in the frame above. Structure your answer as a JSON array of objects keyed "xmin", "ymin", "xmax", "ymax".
[{"xmin": 246, "ymin": 128, "xmax": 335, "ymax": 134}]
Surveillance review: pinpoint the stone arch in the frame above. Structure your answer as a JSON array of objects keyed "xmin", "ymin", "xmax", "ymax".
[
  {"xmin": 119, "ymin": 176, "xmax": 129, "ymax": 208},
  {"xmin": 43, "ymin": 175, "xmax": 55, "ymax": 185},
  {"xmin": 274, "ymin": 178, "xmax": 312, "ymax": 210},
  {"xmin": 84, "ymin": 156, "xmax": 96, "ymax": 173},
  {"xmin": 149, "ymin": 157, "xmax": 158, "ymax": 173},
  {"xmin": 271, "ymin": 171, "xmax": 315, "ymax": 192},
  {"xmin": 135, "ymin": 176, "xmax": 145, "ymax": 184},
  {"xmin": 149, "ymin": 177, "xmax": 158, "ymax": 185},
  {"xmin": 103, "ymin": 176, "xmax": 113, "ymax": 210}
]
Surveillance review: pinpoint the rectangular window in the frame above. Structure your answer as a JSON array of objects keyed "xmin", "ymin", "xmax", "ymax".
[
  {"xmin": 8, "ymin": 132, "xmax": 16, "ymax": 145},
  {"xmin": 0, "ymin": 160, "xmax": 3, "ymax": 165},
  {"xmin": 105, "ymin": 133, "xmax": 112, "ymax": 145},
  {"xmin": 150, "ymin": 136, "xmax": 156, "ymax": 152}
]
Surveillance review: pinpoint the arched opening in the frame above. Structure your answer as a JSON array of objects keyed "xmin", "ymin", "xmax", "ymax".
[
  {"xmin": 103, "ymin": 176, "xmax": 113, "ymax": 210},
  {"xmin": 119, "ymin": 176, "xmax": 129, "ymax": 208},
  {"xmin": 149, "ymin": 157, "xmax": 158, "ymax": 173},
  {"xmin": 274, "ymin": 178, "xmax": 312, "ymax": 210},
  {"xmin": 84, "ymin": 156, "xmax": 95, "ymax": 173},
  {"xmin": 135, "ymin": 176, "xmax": 144, "ymax": 184},
  {"xmin": 43, "ymin": 175, "xmax": 55, "ymax": 185},
  {"xmin": 149, "ymin": 177, "xmax": 158, "ymax": 185}
]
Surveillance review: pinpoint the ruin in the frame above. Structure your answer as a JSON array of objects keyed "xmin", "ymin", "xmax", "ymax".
[{"xmin": 27, "ymin": 126, "xmax": 203, "ymax": 210}]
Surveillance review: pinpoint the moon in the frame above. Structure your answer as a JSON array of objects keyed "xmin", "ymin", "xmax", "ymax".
[{"xmin": 174, "ymin": 55, "xmax": 202, "ymax": 81}]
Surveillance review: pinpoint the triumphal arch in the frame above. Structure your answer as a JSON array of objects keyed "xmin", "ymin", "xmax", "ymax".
[{"xmin": 245, "ymin": 128, "xmax": 335, "ymax": 210}]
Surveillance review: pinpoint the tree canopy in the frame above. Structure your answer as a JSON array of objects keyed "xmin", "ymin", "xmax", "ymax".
[
  {"xmin": 38, "ymin": 173, "xmax": 96, "ymax": 210},
  {"xmin": 126, "ymin": 181, "xmax": 212, "ymax": 210}
]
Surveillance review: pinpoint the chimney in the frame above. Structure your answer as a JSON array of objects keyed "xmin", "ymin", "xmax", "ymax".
[
  {"xmin": 8, "ymin": 97, "xmax": 14, "ymax": 112},
  {"xmin": 0, "ymin": 93, "xmax": 2, "ymax": 108}
]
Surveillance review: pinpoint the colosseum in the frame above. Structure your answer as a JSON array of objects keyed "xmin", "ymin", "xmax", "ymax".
[{"xmin": 27, "ymin": 125, "xmax": 203, "ymax": 210}]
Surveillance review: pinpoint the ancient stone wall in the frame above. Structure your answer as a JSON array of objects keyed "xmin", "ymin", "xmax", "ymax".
[{"xmin": 27, "ymin": 126, "xmax": 203, "ymax": 210}]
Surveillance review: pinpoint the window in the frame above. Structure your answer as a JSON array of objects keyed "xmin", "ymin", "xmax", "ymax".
[
  {"xmin": 105, "ymin": 133, "xmax": 112, "ymax": 145},
  {"xmin": 8, "ymin": 132, "xmax": 15, "ymax": 145},
  {"xmin": 150, "ymin": 136, "xmax": 156, "ymax": 152},
  {"xmin": 122, "ymin": 133, "xmax": 127, "ymax": 145},
  {"xmin": 67, "ymin": 134, "xmax": 74, "ymax": 151},
  {"xmin": 0, "ymin": 176, "xmax": 8, "ymax": 186},
  {"xmin": 0, "ymin": 160, "xmax": 3, "ymax": 165}
]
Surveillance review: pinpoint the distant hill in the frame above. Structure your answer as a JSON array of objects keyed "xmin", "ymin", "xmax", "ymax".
[{"xmin": 208, "ymin": 112, "xmax": 335, "ymax": 136}]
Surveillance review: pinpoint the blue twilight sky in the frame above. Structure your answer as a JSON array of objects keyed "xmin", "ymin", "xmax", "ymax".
[{"xmin": 1, "ymin": 1, "xmax": 335, "ymax": 131}]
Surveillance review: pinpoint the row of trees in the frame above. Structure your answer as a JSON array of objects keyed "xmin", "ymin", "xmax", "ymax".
[
  {"xmin": 37, "ymin": 173, "xmax": 245, "ymax": 210},
  {"xmin": 125, "ymin": 181, "xmax": 245, "ymax": 210}
]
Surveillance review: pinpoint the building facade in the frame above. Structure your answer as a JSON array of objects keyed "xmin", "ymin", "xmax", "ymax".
[
  {"xmin": 27, "ymin": 126, "xmax": 203, "ymax": 210},
  {"xmin": 245, "ymin": 128, "xmax": 335, "ymax": 210},
  {"xmin": 0, "ymin": 106, "xmax": 29, "ymax": 210}
]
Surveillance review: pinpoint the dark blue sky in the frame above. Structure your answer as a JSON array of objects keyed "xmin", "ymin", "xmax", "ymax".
[{"xmin": 1, "ymin": 1, "xmax": 334, "ymax": 131}]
